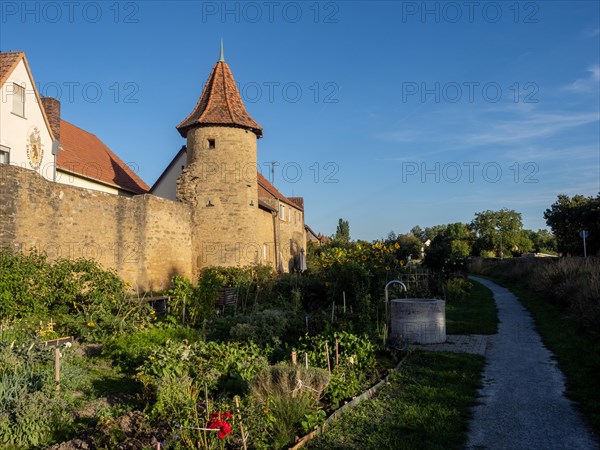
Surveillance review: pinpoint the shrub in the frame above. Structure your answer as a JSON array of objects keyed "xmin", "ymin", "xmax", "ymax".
[
  {"xmin": 445, "ymin": 278, "xmax": 473, "ymax": 302},
  {"xmin": 294, "ymin": 331, "xmax": 378, "ymax": 407},
  {"xmin": 0, "ymin": 250, "xmax": 154, "ymax": 341},
  {"xmin": 470, "ymin": 257, "xmax": 600, "ymax": 332},
  {"xmin": 136, "ymin": 339, "xmax": 269, "ymax": 398},
  {"xmin": 228, "ymin": 308, "xmax": 302, "ymax": 346},
  {"xmin": 103, "ymin": 324, "xmax": 201, "ymax": 372}
]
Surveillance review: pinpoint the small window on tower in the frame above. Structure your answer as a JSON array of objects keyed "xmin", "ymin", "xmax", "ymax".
[{"xmin": 208, "ymin": 139, "xmax": 216, "ymax": 149}]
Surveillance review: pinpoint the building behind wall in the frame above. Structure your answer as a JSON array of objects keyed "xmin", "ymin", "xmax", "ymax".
[{"xmin": 0, "ymin": 49, "xmax": 307, "ymax": 288}]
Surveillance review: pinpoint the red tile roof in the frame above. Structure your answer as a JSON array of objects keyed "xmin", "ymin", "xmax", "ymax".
[
  {"xmin": 176, "ymin": 60, "xmax": 262, "ymax": 138},
  {"xmin": 0, "ymin": 51, "xmax": 24, "ymax": 86},
  {"xmin": 57, "ymin": 120, "xmax": 150, "ymax": 194},
  {"xmin": 257, "ymin": 172, "xmax": 303, "ymax": 211}
]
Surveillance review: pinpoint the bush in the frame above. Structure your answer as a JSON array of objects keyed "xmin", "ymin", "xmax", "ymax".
[
  {"xmin": 136, "ymin": 339, "xmax": 270, "ymax": 398},
  {"xmin": 470, "ymin": 257, "xmax": 600, "ymax": 332},
  {"xmin": 103, "ymin": 324, "xmax": 202, "ymax": 372},
  {"xmin": 445, "ymin": 278, "xmax": 473, "ymax": 302},
  {"xmin": 294, "ymin": 331, "xmax": 378, "ymax": 407},
  {"xmin": 229, "ymin": 308, "xmax": 302, "ymax": 346},
  {"xmin": 0, "ymin": 250, "xmax": 155, "ymax": 341}
]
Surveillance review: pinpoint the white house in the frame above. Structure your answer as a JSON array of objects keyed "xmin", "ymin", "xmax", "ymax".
[
  {"xmin": 0, "ymin": 51, "xmax": 56, "ymax": 181},
  {"xmin": 0, "ymin": 51, "xmax": 149, "ymax": 196}
]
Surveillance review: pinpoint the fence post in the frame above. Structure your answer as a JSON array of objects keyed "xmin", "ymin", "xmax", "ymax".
[{"xmin": 54, "ymin": 347, "xmax": 61, "ymax": 389}]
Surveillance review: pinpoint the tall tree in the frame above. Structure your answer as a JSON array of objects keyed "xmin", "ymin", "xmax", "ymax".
[
  {"xmin": 470, "ymin": 209, "xmax": 533, "ymax": 257},
  {"xmin": 544, "ymin": 194, "xmax": 600, "ymax": 255},
  {"xmin": 524, "ymin": 229, "xmax": 557, "ymax": 254},
  {"xmin": 423, "ymin": 225, "xmax": 447, "ymax": 243},
  {"xmin": 333, "ymin": 218, "xmax": 351, "ymax": 244},
  {"xmin": 410, "ymin": 226, "xmax": 424, "ymax": 241},
  {"xmin": 424, "ymin": 222, "xmax": 473, "ymax": 271}
]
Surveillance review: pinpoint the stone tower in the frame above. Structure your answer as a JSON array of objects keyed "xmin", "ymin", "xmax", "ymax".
[{"xmin": 176, "ymin": 44, "xmax": 263, "ymax": 275}]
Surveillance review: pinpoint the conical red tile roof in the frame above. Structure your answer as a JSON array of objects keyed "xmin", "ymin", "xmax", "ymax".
[{"xmin": 176, "ymin": 60, "xmax": 262, "ymax": 138}]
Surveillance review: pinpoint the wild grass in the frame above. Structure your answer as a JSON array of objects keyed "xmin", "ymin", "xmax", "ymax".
[
  {"xmin": 445, "ymin": 280, "xmax": 498, "ymax": 335},
  {"xmin": 307, "ymin": 351, "xmax": 485, "ymax": 450},
  {"xmin": 251, "ymin": 364, "xmax": 331, "ymax": 448},
  {"xmin": 470, "ymin": 257, "xmax": 600, "ymax": 332}
]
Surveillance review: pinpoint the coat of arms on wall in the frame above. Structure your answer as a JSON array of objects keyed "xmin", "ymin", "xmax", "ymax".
[{"xmin": 26, "ymin": 127, "xmax": 43, "ymax": 170}]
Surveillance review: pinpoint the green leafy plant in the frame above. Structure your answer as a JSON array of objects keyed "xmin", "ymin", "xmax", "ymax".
[
  {"xmin": 444, "ymin": 277, "xmax": 473, "ymax": 302},
  {"xmin": 301, "ymin": 408, "xmax": 327, "ymax": 434}
]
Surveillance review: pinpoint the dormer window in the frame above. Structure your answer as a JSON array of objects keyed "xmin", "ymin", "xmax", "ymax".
[
  {"xmin": 208, "ymin": 138, "xmax": 216, "ymax": 149},
  {"xmin": 12, "ymin": 83, "xmax": 25, "ymax": 117}
]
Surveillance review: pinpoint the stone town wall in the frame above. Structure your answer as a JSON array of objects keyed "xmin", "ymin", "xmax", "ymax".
[{"xmin": 0, "ymin": 164, "xmax": 192, "ymax": 291}]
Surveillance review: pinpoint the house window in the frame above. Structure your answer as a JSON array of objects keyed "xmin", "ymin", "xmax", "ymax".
[
  {"xmin": 263, "ymin": 244, "xmax": 268, "ymax": 260},
  {"xmin": 0, "ymin": 145, "xmax": 9, "ymax": 164},
  {"xmin": 279, "ymin": 204, "xmax": 285, "ymax": 220},
  {"xmin": 208, "ymin": 138, "xmax": 216, "ymax": 149},
  {"xmin": 12, "ymin": 83, "xmax": 25, "ymax": 117}
]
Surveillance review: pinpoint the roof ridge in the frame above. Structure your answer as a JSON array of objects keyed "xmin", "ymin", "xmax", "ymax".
[
  {"xmin": 197, "ymin": 64, "xmax": 217, "ymax": 123},
  {"xmin": 221, "ymin": 62, "xmax": 236, "ymax": 124}
]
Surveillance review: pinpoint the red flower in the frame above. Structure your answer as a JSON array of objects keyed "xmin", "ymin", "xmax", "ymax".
[{"xmin": 207, "ymin": 412, "xmax": 233, "ymax": 440}]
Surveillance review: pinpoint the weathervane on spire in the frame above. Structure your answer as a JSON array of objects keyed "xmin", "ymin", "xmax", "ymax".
[{"xmin": 219, "ymin": 38, "xmax": 225, "ymax": 62}]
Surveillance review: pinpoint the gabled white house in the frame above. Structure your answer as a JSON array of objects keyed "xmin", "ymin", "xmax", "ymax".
[
  {"xmin": 0, "ymin": 51, "xmax": 149, "ymax": 196},
  {"xmin": 0, "ymin": 51, "xmax": 56, "ymax": 181}
]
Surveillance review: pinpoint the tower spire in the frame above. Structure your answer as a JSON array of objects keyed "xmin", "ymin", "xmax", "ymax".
[{"xmin": 219, "ymin": 38, "xmax": 224, "ymax": 62}]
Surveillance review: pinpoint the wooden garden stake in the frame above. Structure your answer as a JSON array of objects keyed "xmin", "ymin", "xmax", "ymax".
[
  {"xmin": 291, "ymin": 351, "xmax": 297, "ymax": 366},
  {"xmin": 234, "ymin": 396, "xmax": 247, "ymax": 450},
  {"xmin": 305, "ymin": 352, "xmax": 308, "ymax": 369},
  {"xmin": 343, "ymin": 291, "xmax": 346, "ymax": 313},
  {"xmin": 54, "ymin": 347, "xmax": 61, "ymax": 389},
  {"xmin": 325, "ymin": 342, "xmax": 331, "ymax": 374},
  {"xmin": 335, "ymin": 339, "xmax": 339, "ymax": 367}
]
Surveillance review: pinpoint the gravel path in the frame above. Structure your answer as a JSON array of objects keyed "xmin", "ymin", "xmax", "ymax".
[{"xmin": 466, "ymin": 276, "xmax": 598, "ymax": 450}]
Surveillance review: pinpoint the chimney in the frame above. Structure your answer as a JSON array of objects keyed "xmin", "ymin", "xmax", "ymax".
[
  {"xmin": 288, "ymin": 197, "xmax": 304, "ymax": 209},
  {"xmin": 41, "ymin": 97, "xmax": 61, "ymax": 141}
]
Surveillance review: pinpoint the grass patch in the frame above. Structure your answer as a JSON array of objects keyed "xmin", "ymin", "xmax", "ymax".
[
  {"xmin": 488, "ymin": 279, "xmax": 600, "ymax": 437},
  {"xmin": 445, "ymin": 280, "xmax": 498, "ymax": 335},
  {"xmin": 308, "ymin": 351, "xmax": 485, "ymax": 450}
]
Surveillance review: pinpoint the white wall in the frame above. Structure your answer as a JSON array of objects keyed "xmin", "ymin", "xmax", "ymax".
[
  {"xmin": 55, "ymin": 169, "xmax": 121, "ymax": 195},
  {"xmin": 151, "ymin": 150, "xmax": 187, "ymax": 200},
  {"xmin": 0, "ymin": 59, "xmax": 55, "ymax": 181}
]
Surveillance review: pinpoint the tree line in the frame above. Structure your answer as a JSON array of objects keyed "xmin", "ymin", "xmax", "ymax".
[{"xmin": 331, "ymin": 193, "xmax": 599, "ymax": 271}]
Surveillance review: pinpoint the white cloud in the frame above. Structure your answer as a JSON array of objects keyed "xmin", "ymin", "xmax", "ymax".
[
  {"xmin": 564, "ymin": 64, "xmax": 600, "ymax": 93},
  {"xmin": 586, "ymin": 28, "xmax": 600, "ymax": 37},
  {"xmin": 460, "ymin": 111, "xmax": 600, "ymax": 146}
]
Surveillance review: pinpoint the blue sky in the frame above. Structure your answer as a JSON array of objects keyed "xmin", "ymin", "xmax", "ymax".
[{"xmin": 2, "ymin": 1, "xmax": 598, "ymax": 240}]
